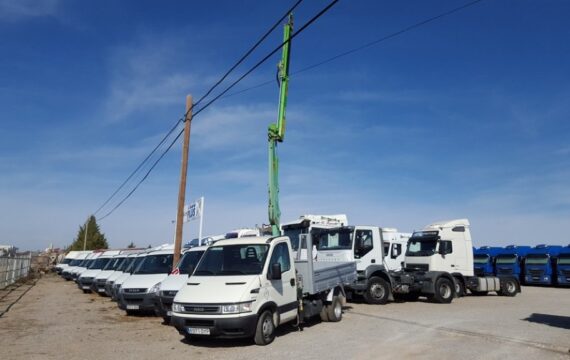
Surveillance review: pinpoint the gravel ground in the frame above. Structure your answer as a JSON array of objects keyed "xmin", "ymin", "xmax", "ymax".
[{"xmin": 1, "ymin": 274, "xmax": 569, "ymax": 360}]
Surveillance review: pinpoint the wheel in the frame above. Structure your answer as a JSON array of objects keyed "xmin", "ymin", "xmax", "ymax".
[
  {"xmin": 428, "ymin": 277, "xmax": 454, "ymax": 304},
  {"xmin": 471, "ymin": 290, "xmax": 488, "ymax": 296},
  {"xmin": 162, "ymin": 316, "xmax": 171, "ymax": 324},
  {"xmin": 319, "ymin": 305, "xmax": 329, "ymax": 322},
  {"xmin": 363, "ymin": 277, "xmax": 390, "ymax": 305},
  {"xmin": 498, "ymin": 279, "xmax": 518, "ymax": 297},
  {"xmin": 254, "ymin": 310, "xmax": 275, "ymax": 346},
  {"xmin": 326, "ymin": 296, "xmax": 343, "ymax": 322},
  {"xmin": 453, "ymin": 278, "xmax": 464, "ymax": 297}
]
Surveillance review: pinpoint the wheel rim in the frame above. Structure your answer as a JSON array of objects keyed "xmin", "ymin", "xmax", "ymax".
[
  {"xmin": 334, "ymin": 302, "xmax": 342, "ymax": 318},
  {"xmin": 506, "ymin": 281, "xmax": 516, "ymax": 293},
  {"xmin": 262, "ymin": 317, "xmax": 273, "ymax": 339},
  {"xmin": 370, "ymin": 283, "xmax": 385, "ymax": 299},
  {"xmin": 440, "ymin": 283, "xmax": 452, "ymax": 299},
  {"xmin": 455, "ymin": 282, "xmax": 461, "ymax": 294}
]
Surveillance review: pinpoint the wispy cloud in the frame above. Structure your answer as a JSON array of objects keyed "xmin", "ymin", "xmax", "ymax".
[{"xmin": 0, "ymin": 0, "xmax": 60, "ymax": 21}]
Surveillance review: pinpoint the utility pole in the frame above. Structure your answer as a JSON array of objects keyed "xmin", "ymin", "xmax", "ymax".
[
  {"xmin": 173, "ymin": 95, "xmax": 193, "ymax": 267},
  {"xmin": 82, "ymin": 215, "xmax": 90, "ymax": 251}
]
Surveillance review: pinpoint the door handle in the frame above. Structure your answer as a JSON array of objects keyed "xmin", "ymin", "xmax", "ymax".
[
  {"xmin": 290, "ymin": 278, "xmax": 295, "ymax": 286},
  {"xmin": 451, "ymin": 265, "xmax": 455, "ymax": 267}
]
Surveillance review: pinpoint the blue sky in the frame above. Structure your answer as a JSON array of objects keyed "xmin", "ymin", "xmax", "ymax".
[{"xmin": 1, "ymin": 0, "xmax": 569, "ymax": 250}]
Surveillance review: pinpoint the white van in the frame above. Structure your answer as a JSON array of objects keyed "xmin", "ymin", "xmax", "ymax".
[
  {"xmin": 62, "ymin": 252, "xmax": 92, "ymax": 280},
  {"xmin": 111, "ymin": 253, "xmax": 147, "ymax": 301},
  {"xmin": 77, "ymin": 250, "xmax": 121, "ymax": 293},
  {"xmin": 155, "ymin": 246, "xmax": 207, "ymax": 322},
  {"xmin": 118, "ymin": 248, "xmax": 177, "ymax": 314},
  {"xmin": 55, "ymin": 251, "xmax": 81, "ymax": 275},
  {"xmin": 105, "ymin": 253, "xmax": 137, "ymax": 297}
]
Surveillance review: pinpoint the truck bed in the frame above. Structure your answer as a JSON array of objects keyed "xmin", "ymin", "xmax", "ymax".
[{"xmin": 295, "ymin": 260, "xmax": 357, "ymax": 295}]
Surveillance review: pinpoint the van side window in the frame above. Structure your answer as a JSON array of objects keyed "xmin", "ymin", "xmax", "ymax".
[
  {"xmin": 269, "ymin": 242, "xmax": 291, "ymax": 273},
  {"xmin": 354, "ymin": 230, "xmax": 374, "ymax": 258}
]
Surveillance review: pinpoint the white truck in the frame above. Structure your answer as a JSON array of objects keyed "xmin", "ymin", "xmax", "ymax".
[
  {"xmin": 318, "ymin": 219, "xmax": 520, "ymax": 304},
  {"xmin": 155, "ymin": 246, "xmax": 207, "ymax": 322},
  {"xmin": 171, "ymin": 235, "xmax": 356, "ymax": 345},
  {"xmin": 315, "ymin": 226, "xmax": 410, "ymax": 304}
]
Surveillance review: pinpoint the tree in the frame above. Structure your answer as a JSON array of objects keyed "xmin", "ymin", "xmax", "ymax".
[
  {"xmin": 68, "ymin": 215, "xmax": 109, "ymax": 250},
  {"xmin": 127, "ymin": 242, "xmax": 136, "ymax": 249}
]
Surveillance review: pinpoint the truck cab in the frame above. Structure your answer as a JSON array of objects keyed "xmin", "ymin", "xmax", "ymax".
[
  {"xmin": 524, "ymin": 245, "xmax": 564, "ymax": 285},
  {"xmin": 555, "ymin": 245, "xmax": 570, "ymax": 286},
  {"xmin": 494, "ymin": 245, "xmax": 531, "ymax": 282},
  {"xmin": 473, "ymin": 246, "xmax": 503, "ymax": 276},
  {"xmin": 171, "ymin": 235, "xmax": 356, "ymax": 345}
]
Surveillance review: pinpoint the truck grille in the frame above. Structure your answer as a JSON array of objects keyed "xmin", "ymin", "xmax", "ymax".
[
  {"xmin": 529, "ymin": 269, "xmax": 543, "ymax": 276},
  {"xmin": 182, "ymin": 304, "xmax": 221, "ymax": 314},
  {"xmin": 406, "ymin": 264, "xmax": 429, "ymax": 272},
  {"xmin": 497, "ymin": 268, "xmax": 513, "ymax": 275}
]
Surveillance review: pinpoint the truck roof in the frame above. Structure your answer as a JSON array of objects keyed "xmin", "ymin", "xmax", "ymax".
[
  {"xmin": 212, "ymin": 236, "xmax": 276, "ymax": 247},
  {"xmin": 424, "ymin": 218, "xmax": 470, "ymax": 230}
]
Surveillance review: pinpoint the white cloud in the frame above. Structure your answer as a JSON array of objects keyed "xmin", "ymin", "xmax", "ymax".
[{"xmin": 0, "ymin": 0, "xmax": 60, "ymax": 21}]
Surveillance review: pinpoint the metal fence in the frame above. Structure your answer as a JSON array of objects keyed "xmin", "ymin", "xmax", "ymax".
[{"xmin": 0, "ymin": 254, "xmax": 32, "ymax": 289}]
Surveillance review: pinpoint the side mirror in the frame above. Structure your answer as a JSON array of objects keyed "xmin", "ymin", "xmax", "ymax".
[{"xmin": 269, "ymin": 263, "xmax": 282, "ymax": 280}]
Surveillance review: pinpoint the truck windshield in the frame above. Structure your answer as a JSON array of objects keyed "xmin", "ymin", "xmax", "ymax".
[
  {"xmin": 557, "ymin": 255, "xmax": 570, "ymax": 265},
  {"xmin": 177, "ymin": 251, "xmax": 205, "ymax": 274},
  {"xmin": 406, "ymin": 236, "xmax": 438, "ymax": 256},
  {"xmin": 473, "ymin": 254, "xmax": 490, "ymax": 264},
  {"xmin": 495, "ymin": 254, "xmax": 517, "ymax": 264},
  {"xmin": 526, "ymin": 254, "xmax": 548, "ymax": 265},
  {"xmin": 194, "ymin": 244, "xmax": 269, "ymax": 276},
  {"xmin": 282, "ymin": 226, "xmax": 305, "ymax": 251},
  {"xmin": 88, "ymin": 258, "xmax": 111, "ymax": 270},
  {"xmin": 315, "ymin": 229, "xmax": 352, "ymax": 250},
  {"xmin": 133, "ymin": 254, "xmax": 174, "ymax": 275}
]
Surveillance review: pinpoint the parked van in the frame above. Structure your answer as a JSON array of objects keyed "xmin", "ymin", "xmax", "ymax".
[
  {"xmin": 77, "ymin": 250, "xmax": 121, "ymax": 293},
  {"xmin": 112, "ymin": 253, "xmax": 148, "ymax": 301},
  {"xmin": 62, "ymin": 252, "xmax": 92, "ymax": 280}
]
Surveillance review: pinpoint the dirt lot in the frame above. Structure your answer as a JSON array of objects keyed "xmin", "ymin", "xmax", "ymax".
[{"xmin": 1, "ymin": 274, "xmax": 569, "ymax": 360}]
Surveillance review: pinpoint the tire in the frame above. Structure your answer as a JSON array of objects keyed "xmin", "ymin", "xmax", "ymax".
[
  {"xmin": 326, "ymin": 296, "xmax": 342, "ymax": 322},
  {"xmin": 498, "ymin": 279, "xmax": 518, "ymax": 297},
  {"xmin": 428, "ymin": 277, "xmax": 454, "ymax": 304},
  {"xmin": 254, "ymin": 310, "xmax": 276, "ymax": 346},
  {"xmin": 162, "ymin": 316, "xmax": 171, "ymax": 324},
  {"xmin": 319, "ymin": 305, "xmax": 329, "ymax": 322},
  {"xmin": 363, "ymin": 277, "xmax": 390, "ymax": 305},
  {"xmin": 453, "ymin": 278, "xmax": 464, "ymax": 298}
]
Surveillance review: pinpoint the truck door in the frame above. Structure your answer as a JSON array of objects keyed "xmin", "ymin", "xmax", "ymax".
[
  {"xmin": 353, "ymin": 227, "xmax": 379, "ymax": 272},
  {"xmin": 266, "ymin": 240, "xmax": 297, "ymax": 323}
]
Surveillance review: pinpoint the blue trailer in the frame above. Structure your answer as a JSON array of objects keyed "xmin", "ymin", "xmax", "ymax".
[
  {"xmin": 524, "ymin": 244, "xmax": 564, "ymax": 285},
  {"xmin": 494, "ymin": 245, "xmax": 532, "ymax": 282},
  {"xmin": 555, "ymin": 245, "xmax": 570, "ymax": 286},
  {"xmin": 473, "ymin": 246, "xmax": 503, "ymax": 276}
]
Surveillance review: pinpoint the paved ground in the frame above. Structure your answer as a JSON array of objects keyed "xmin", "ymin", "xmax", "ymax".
[{"xmin": 1, "ymin": 274, "xmax": 569, "ymax": 359}]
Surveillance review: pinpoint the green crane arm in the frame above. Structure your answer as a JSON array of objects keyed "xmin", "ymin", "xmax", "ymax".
[{"xmin": 268, "ymin": 14, "xmax": 293, "ymax": 236}]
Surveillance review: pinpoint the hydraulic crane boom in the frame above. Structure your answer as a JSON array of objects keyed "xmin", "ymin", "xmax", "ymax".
[{"xmin": 268, "ymin": 15, "xmax": 293, "ymax": 236}]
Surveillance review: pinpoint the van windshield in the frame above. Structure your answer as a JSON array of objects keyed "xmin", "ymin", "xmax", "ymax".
[
  {"xmin": 126, "ymin": 257, "xmax": 145, "ymax": 274},
  {"xmin": 61, "ymin": 258, "xmax": 73, "ymax": 265},
  {"xmin": 88, "ymin": 258, "xmax": 111, "ymax": 270},
  {"xmin": 133, "ymin": 254, "xmax": 174, "ymax": 275},
  {"xmin": 69, "ymin": 259, "xmax": 83, "ymax": 266},
  {"xmin": 104, "ymin": 257, "xmax": 125, "ymax": 271},
  {"xmin": 194, "ymin": 244, "xmax": 269, "ymax": 276},
  {"xmin": 177, "ymin": 251, "xmax": 205, "ymax": 275},
  {"xmin": 495, "ymin": 254, "xmax": 517, "ymax": 264}
]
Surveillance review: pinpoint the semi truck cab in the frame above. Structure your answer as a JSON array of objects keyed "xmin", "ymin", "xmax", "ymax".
[
  {"xmin": 494, "ymin": 245, "xmax": 531, "ymax": 281},
  {"xmin": 524, "ymin": 245, "xmax": 563, "ymax": 285},
  {"xmin": 473, "ymin": 246, "xmax": 503, "ymax": 276},
  {"xmin": 556, "ymin": 246, "xmax": 570, "ymax": 286}
]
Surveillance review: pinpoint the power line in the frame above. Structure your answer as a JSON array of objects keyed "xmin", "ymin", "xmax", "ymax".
[
  {"xmin": 222, "ymin": 0, "xmax": 485, "ymax": 100},
  {"xmin": 94, "ymin": 1, "xmax": 306, "ymax": 218},
  {"xmin": 192, "ymin": 0, "xmax": 304, "ymax": 109},
  {"xmin": 192, "ymin": 0, "xmax": 340, "ymax": 118},
  {"xmin": 93, "ymin": 118, "xmax": 183, "ymax": 216},
  {"xmin": 96, "ymin": 0, "xmax": 340, "ymax": 220},
  {"xmin": 98, "ymin": 128, "xmax": 185, "ymax": 221}
]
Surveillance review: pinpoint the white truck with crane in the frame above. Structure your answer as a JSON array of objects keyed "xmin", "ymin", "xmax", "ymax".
[{"xmin": 315, "ymin": 219, "xmax": 520, "ymax": 304}]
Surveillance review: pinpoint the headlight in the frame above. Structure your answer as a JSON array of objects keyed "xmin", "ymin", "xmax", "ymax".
[
  {"xmin": 222, "ymin": 302, "xmax": 253, "ymax": 314},
  {"xmin": 148, "ymin": 282, "xmax": 161, "ymax": 294},
  {"xmin": 172, "ymin": 303, "xmax": 184, "ymax": 312}
]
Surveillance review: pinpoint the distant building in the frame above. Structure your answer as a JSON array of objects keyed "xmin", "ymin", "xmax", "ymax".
[{"xmin": 0, "ymin": 245, "xmax": 17, "ymax": 257}]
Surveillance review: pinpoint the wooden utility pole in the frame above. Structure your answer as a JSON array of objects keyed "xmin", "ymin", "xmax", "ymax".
[{"xmin": 173, "ymin": 95, "xmax": 193, "ymax": 267}]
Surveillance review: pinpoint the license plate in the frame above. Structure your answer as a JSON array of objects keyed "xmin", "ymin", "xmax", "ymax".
[
  {"xmin": 98, "ymin": 288, "xmax": 105, "ymax": 292},
  {"xmin": 126, "ymin": 305, "xmax": 139, "ymax": 310},
  {"xmin": 82, "ymin": 286, "xmax": 90, "ymax": 290},
  {"xmin": 166, "ymin": 311, "xmax": 172, "ymax": 316},
  {"xmin": 188, "ymin": 327, "xmax": 210, "ymax": 335}
]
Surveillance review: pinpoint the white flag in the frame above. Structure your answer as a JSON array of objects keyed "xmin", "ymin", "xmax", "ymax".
[{"xmin": 183, "ymin": 198, "xmax": 202, "ymax": 223}]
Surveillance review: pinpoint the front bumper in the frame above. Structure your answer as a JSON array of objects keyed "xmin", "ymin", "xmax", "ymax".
[
  {"xmin": 156, "ymin": 293, "xmax": 177, "ymax": 318},
  {"xmin": 93, "ymin": 279, "xmax": 109, "ymax": 295},
  {"xmin": 525, "ymin": 274, "xmax": 552, "ymax": 285},
  {"xmin": 172, "ymin": 313, "xmax": 258, "ymax": 339},
  {"xmin": 118, "ymin": 291, "xmax": 158, "ymax": 312},
  {"xmin": 77, "ymin": 277, "xmax": 95, "ymax": 291}
]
